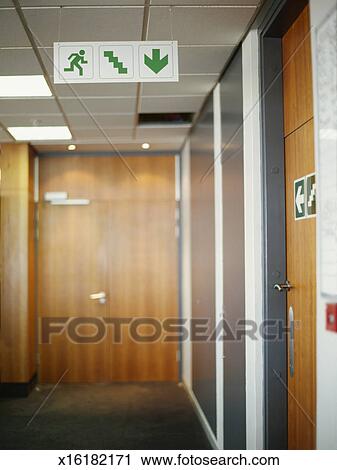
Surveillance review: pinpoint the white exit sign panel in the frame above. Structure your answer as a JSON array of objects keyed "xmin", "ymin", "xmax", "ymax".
[{"xmin": 53, "ymin": 41, "xmax": 179, "ymax": 84}]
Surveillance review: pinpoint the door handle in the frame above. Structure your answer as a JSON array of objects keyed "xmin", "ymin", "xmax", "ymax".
[
  {"xmin": 273, "ymin": 280, "xmax": 292, "ymax": 292},
  {"xmin": 289, "ymin": 306, "xmax": 295, "ymax": 377},
  {"xmin": 89, "ymin": 291, "xmax": 107, "ymax": 304}
]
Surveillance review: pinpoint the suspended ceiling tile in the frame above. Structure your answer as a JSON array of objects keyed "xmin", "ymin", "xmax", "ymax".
[
  {"xmin": 34, "ymin": 142, "xmax": 179, "ymax": 153},
  {"xmin": 0, "ymin": 114, "xmax": 65, "ymax": 127},
  {"xmin": 59, "ymin": 135, "xmax": 185, "ymax": 145},
  {"xmin": 0, "ymin": 10, "xmax": 30, "ymax": 47},
  {"xmin": 147, "ymin": 6, "xmax": 256, "ymax": 45},
  {"xmin": 152, "ymin": 1, "xmax": 260, "ymax": 5},
  {"xmin": 66, "ymin": 138, "xmax": 130, "ymax": 145},
  {"xmin": 60, "ymin": 97, "xmax": 136, "ymax": 114},
  {"xmin": 0, "ymin": 48, "xmax": 43, "ymax": 75},
  {"xmin": 29, "ymin": 138, "xmax": 75, "ymax": 145},
  {"xmin": 0, "ymin": 129, "xmax": 14, "ymax": 142},
  {"xmin": 144, "ymin": 136, "xmax": 186, "ymax": 145},
  {"xmin": 38, "ymin": 48, "xmax": 55, "ymax": 75},
  {"xmin": 72, "ymin": 128, "xmax": 134, "ymax": 140},
  {"xmin": 67, "ymin": 114, "xmax": 134, "ymax": 129},
  {"xmin": 53, "ymin": 82, "xmax": 138, "ymax": 98},
  {"xmin": 20, "ymin": 1, "xmax": 145, "ymax": 5},
  {"xmin": 142, "ymin": 74, "xmax": 217, "ymax": 97},
  {"xmin": 136, "ymin": 126, "xmax": 189, "ymax": 139},
  {"xmin": 23, "ymin": 7, "xmax": 144, "ymax": 47},
  {"xmin": 140, "ymin": 95, "xmax": 203, "ymax": 113},
  {"xmin": 178, "ymin": 45, "xmax": 234, "ymax": 74},
  {"xmin": 0, "ymin": 97, "xmax": 60, "ymax": 114}
]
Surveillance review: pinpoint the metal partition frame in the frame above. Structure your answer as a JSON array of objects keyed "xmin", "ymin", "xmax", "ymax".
[{"xmin": 220, "ymin": 49, "xmax": 246, "ymax": 450}]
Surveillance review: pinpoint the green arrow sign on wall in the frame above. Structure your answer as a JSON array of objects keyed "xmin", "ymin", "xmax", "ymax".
[
  {"xmin": 144, "ymin": 49, "xmax": 169, "ymax": 74},
  {"xmin": 294, "ymin": 173, "xmax": 317, "ymax": 220},
  {"xmin": 294, "ymin": 177, "xmax": 306, "ymax": 220}
]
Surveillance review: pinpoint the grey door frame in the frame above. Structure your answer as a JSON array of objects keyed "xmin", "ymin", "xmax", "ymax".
[{"xmin": 257, "ymin": 0, "xmax": 309, "ymax": 450}]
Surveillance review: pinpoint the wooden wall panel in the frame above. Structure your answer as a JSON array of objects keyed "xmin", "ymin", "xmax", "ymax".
[
  {"xmin": 0, "ymin": 143, "xmax": 36, "ymax": 384},
  {"xmin": 282, "ymin": 5, "xmax": 313, "ymax": 137},
  {"xmin": 285, "ymin": 121, "xmax": 316, "ymax": 449},
  {"xmin": 282, "ymin": 5, "xmax": 316, "ymax": 449}
]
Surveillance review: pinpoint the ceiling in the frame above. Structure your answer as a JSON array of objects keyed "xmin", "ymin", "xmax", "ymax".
[{"xmin": 0, "ymin": 0, "xmax": 261, "ymax": 154}]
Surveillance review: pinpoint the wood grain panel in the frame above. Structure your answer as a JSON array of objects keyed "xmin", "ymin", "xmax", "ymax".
[
  {"xmin": 282, "ymin": 5, "xmax": 313, "ymax": 137},
  {"xmin": 285, "ymin": 120, "xmax": 316, "ymax": 449},
  {"xmin": 0, "ymin": 144, "xmax": 36, "ymax": 383},
  {"xmin": 38, "ymin": 200, "xmax": 111, "ymax": 383},
  {"xmin": 28, "ymin": 147, "xmax": 36, "ymax": 379},
  {"xmin": 283, "ymin": 5, "xmax": 316, "ymax": 449},
  {"xmin": 39, "ymin": 156, "xmax": 178, "ymax": 383}
]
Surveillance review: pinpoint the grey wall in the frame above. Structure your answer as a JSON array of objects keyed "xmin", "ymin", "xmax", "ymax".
[
  {"xmin": 220, "ymin": 50, "xmax": 246, "ymax": 449},
  {"xmin": 190, "ymin": 97, "xmax": 217, "ymax": 435}
]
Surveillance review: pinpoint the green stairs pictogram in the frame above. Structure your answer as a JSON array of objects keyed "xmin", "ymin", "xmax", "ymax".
[{"xmin": 104, "ymin": 51, "xmax": 128, "ymax": 74}]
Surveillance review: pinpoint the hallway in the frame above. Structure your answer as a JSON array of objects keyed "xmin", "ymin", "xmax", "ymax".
[
  {"xmin": 0, "ymin": 0, "xmax": 336, "ymax": 455},
  {"xmin": 0, "ymin": 383, "xmax": 210, "ymax": 450}
]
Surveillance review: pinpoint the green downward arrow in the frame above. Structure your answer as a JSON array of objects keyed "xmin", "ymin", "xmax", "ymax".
[{"xmin": 144, "ymin": 49, "xmax": 168, "ymax": 74}]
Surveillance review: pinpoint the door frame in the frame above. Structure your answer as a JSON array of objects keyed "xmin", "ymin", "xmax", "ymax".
[{"xmin": 258, "ymin": 0, "xmax": 309, "ymax": 449}]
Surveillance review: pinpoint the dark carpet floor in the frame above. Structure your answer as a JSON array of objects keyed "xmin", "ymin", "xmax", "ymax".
[{"xmin": 0, "ymin": 382, "xmax": 211, "ymax": 450}]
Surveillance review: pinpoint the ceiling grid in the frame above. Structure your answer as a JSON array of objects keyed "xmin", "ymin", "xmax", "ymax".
[{"xmin": 0, "ymin": 0, "xmax": 261, "ymax": 152}]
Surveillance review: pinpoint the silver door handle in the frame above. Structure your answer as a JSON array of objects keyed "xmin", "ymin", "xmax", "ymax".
[
  {"xmin": 289, "ymin": 306, "xmax": 295, "ymax": 377},
  {"xmin": 89, "ymin": 291, "xmax": 106, "ymax": 304},
  {"xmin": 273, "ymin": 280, "xmax": 292, "ymax": 292}
]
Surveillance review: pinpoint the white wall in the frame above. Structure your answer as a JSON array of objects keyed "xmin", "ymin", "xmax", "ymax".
[
  {"xmin": 242, "ymin": 30, "xmax": 265, "ymax": 450},
  {"xmin": 310, "ymin": 0, "xmax": 337, "ymax": 450},
  {"xmin": 180, "ymin": 140, "xmax": 192, "ymax": 390},
  {"xmin": 213, "ymin": 84, "xmax": 224, "ymax": 450}
]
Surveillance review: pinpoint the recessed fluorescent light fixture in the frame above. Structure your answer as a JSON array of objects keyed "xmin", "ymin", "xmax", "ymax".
[
  {"xmin": 0, "ymin": 75, "xmax": 52, "ymax": 97},
  {"xmin": 7, "ymin": 126, "xmax": 72, "ymax": 141}
]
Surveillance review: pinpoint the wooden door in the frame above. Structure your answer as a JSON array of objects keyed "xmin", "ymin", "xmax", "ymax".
[
  {"xmin": 282, "ymin": 5, "xmax": 316, "ymax": 449},
  {"xmin": 39, "ymin": 156, "xmax": 178, "ymax": 383}
]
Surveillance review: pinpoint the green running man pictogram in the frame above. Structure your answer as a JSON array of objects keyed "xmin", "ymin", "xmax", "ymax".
[{"xmin": 64, "ymin": 49, "xmax": 88, "ymax": 76}]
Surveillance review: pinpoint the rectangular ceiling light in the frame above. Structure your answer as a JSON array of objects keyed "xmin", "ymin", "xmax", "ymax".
[
  {"xmin": 0, "ymin": 75, "xmax": 52, "ymax": 97},
  {"xmin": 7, "ymin": 126, "xmax": 72, "ymax": 141}
]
